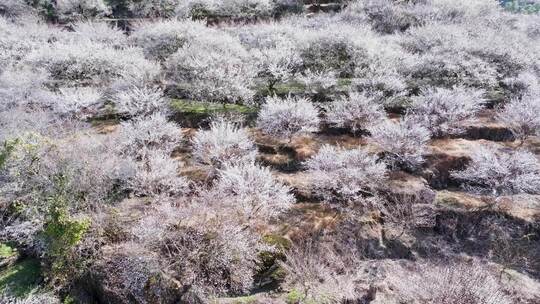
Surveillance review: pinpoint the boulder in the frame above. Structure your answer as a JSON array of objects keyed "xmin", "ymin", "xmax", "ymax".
[{"xmin": 382, "ymin": 171, "xmax": 436, "ymax": 205}]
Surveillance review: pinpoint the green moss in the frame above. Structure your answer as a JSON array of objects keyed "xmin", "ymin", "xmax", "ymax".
[
  {"xmin": 270, "ymin": 82, "xmax": 306, "ymax": 95},
  {"xmin": 171, "ymin": 99, "xmax": 257, "ymax": 115},
  {"xmin": 231, "ymin": 295, "xmax": 257, "ymax": 304},
  {"xmin": 170, "ymin": 99, "xmax": 259, "ymax": 127},
  {"xmin": 263, "ymin": 234, "xmax": 291, "ymax": 250},
  {"xmin": 0, "ymin": 259, "xmax": 42, "ymax": 297},
  {"xmin": 44, "ymin": 194, "xmax": 91, "ymax": 252},
  {"xmin": 0, "ymin": 243, "xmax": 16, "ymax": 259},
  {"xmin": 269, "ymin": 266, "xmax": 287, "ymax": 282},
  {"xmin": 336, "ymin": 78, "xmax": 353, "ymax": 86},
  {"xmin": 90, "ymin": 117, "xmax": 120, "ymax": 127},
  {"xmin": 62, "ymin": 295, "xmax": 76, "ymax": 304},
  {"xmin": 260, "ymin": 234, "xmax": 290, "ymax": 267},
  {"xmin": 257, "ymin": 234, "xmax": 291, "ymax": 284},
  {"xmin": 285, "ymin": 289, "xmax": 303, "ymax": 304}
]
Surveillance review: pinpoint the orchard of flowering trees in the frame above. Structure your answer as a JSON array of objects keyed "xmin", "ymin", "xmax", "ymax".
[{"xmin": 0, "ymin": 0, "xmax": 539, "ymax": 303}]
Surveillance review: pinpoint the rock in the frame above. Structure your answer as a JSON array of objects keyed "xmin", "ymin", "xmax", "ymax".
[
  {"xmin": 496, "ymin": 195, "xmax": 540, "ymax": 223},
  {"xmin": 436, "ymin": 190, "xmax": 540, "ymax": 224},
  {"xmin": 435, "ymin": 190, "xmax": 488, "ymax": 210},
  {"xmin": 382, "ymin": 171, "xmax": 436, "ymax": 205}
]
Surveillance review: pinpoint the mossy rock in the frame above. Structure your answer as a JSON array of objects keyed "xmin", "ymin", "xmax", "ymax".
[
  {"xmin": 260, "ymin": 234, "xmax": 291, "ymax": 268},
  {"xmin": 256, "ymin": 234, "xmax": 292, "ymax": 287},
  {"xmin": 263, "ymin": 234, "xmax": 292, "ymax": 251}
]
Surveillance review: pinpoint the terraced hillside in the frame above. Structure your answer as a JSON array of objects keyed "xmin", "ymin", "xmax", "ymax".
[{"xmin": 0, "ymin": 0, "xmax": 539, "ymax": 303}]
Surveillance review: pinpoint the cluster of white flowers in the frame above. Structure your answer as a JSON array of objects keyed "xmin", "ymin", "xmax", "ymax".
[
  {"xmin": 130, "ymin": 20, "xmax": 211, "ymax": 61},
  {"xmin": 369, "ymin": 116, "xmax": 431, "ymax": 170},
  {"xmin": 409, "ymin": 86, "xmax": 486, "ymax": 137},
  {"xmin": 452, "ymin": 147, "xmax": 540, "ymax": 195},
  {"xmin": 305, "ymin": 145, "xmax": 387, "ymax": 201},
  {"xmin": 25, "ymin": 42, "xmax": 158, "ymax": 84},
  {"xmin": 112, "ymin": 86, "xmax": 168, "ymax": 117},
  {"xmin": 165, "ymin": 34, "xmax": 256, "ymax": 103},
  {"xmin": 192, "ymin": 118, "xmax": 257, "ymax": 168},
  {"xmin": 257, "ymin": 95, "xmax": 320, "ymax": 138},
  {"xmin": 496, "ymin": 94, "xmax": 540, "ymax": 140},
  {"xmin": 325, "ymin": 91, "xmax": 385, "ymax": 133},
  {"xmin": 118, "ymin": 112, "xmax": 181, "ymax": 157},
  {"xmin": 211, "ymin": 162, "xmax": 294, "ymax": 218}
]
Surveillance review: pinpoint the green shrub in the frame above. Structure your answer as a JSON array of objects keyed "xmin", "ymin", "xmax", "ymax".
[
  {"xmin": 285, "ymin": 288, "xmax": 303, "ymax": 304},
  {"xmin": 0, "ymin": 243, "xmax": 16, "ymax": 259},
  {"xmin": 0, "ymin": 138, "xmax": 19, "ymax": 170},
  {"xmin": 42, "ymin": 175, "xmax": 90, "ymax": 286}
]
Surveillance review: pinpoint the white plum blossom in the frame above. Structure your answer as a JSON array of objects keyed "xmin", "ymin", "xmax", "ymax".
[{"xmin": 257, "ymin": 95, "xmax": 320, "ymax": 139}]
